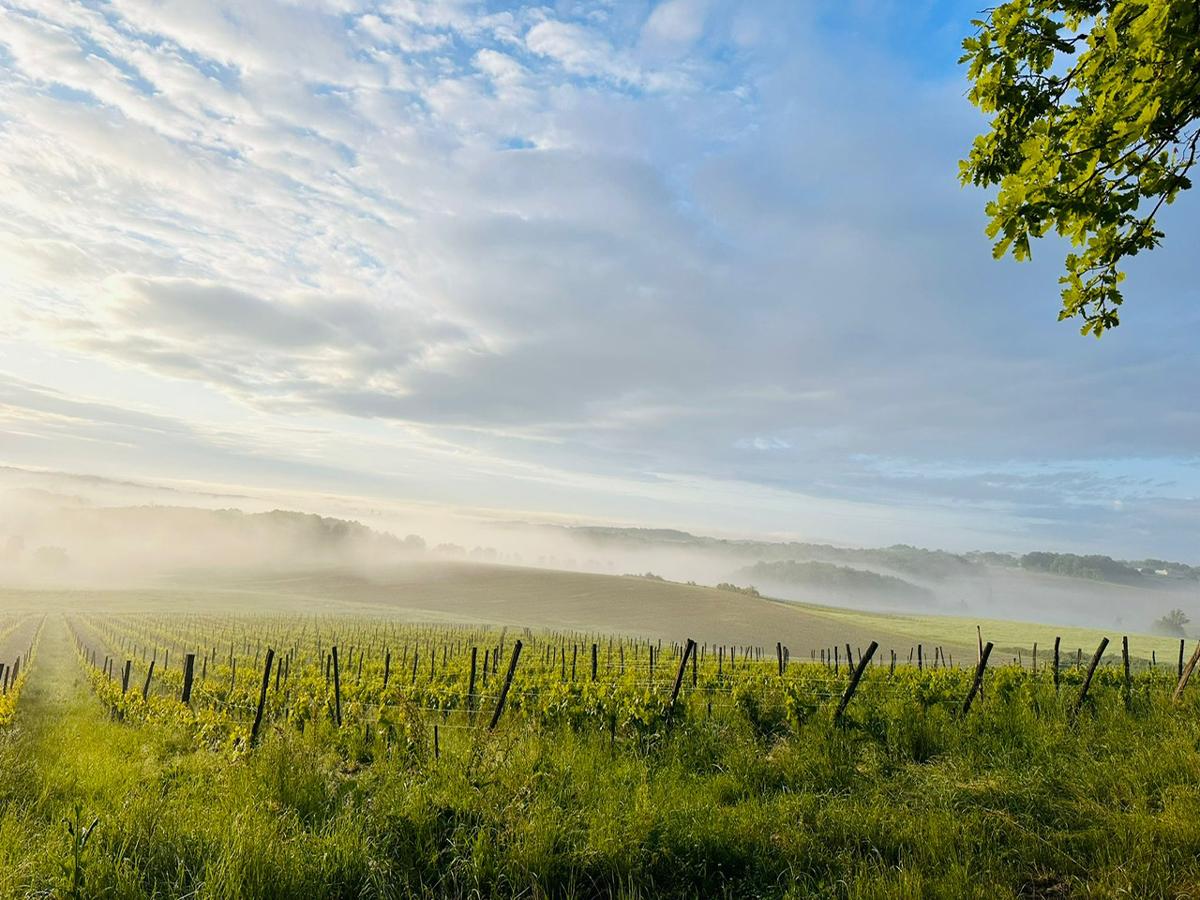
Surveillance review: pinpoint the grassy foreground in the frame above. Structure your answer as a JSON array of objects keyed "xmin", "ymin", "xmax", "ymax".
[{"xmin": 6, "ymin": 617, "xmax": 1200, "ymax": 898}]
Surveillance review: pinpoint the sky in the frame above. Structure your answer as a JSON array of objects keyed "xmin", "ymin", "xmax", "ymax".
[{"xmin": 0, "ymin": 0, "xmax": 1198, "ymax": 560}]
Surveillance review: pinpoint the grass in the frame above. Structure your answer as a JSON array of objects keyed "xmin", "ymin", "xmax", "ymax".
[{"xmin": 7, "ymin": 615, "xmax": 1200, "ymax": 898}]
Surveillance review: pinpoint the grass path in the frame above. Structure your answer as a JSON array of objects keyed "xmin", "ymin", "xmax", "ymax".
[{"xmin": 0, "ymin": 615, "xmax": 158, "ymax": 898}]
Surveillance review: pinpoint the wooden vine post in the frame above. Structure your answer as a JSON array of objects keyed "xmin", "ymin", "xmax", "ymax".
[
  {"xmin": 1072, "ymin": 637, "xmax": 1109, "ymax": 719},
  {"xmin": 141, "ymin": 659, "xmax": 155, "ymax": 702},
  {"xmin": 667, "ymin": 639, "xmax": 696, "ymax": 723},
  {"xmin": 488, "ymin": 640, "xmax": 523, "ymax": 731},
  {"xmin": 1121, "ymin": 636, "xmax": 1131, "ymax": 709},
  {"xmin": 835, "ymin": 641, "xmax": 878, "ymax": 723},
  {"xmin": 1173, "ymin": 641, "xmax": 1200, "ymax": 702},
  {"xmin": 467, "ymin": 647, "xmax": 478, "ymax": 720},
  {"xmin": 962, "ymin": 642, "xmax": 995, "ymax": 714},
  {"xmin": 331, "ymin": 645, "xmax": 343, "ymax": 727},
  {"xmin": 1053, "ymin": 637, "xmax": 1061, "ymax": 693},
  {"xmin": 181, "ymin": 653, "xmax": 196, "ymax": 704},
  {"xmin": 250, "ymin": 648, "xmax": 275, "ymax": 747}
]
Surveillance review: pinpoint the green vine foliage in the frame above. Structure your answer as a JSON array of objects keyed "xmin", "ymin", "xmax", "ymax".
[{"xmin": 960, "ymin": 1, "xmax": 1200, "ymax": 335}]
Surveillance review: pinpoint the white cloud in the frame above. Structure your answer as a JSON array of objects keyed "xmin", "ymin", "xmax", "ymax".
[
  {"xmin": 525, "ymin": 20, "xmax": 635, "ymax": 84},
  {"xmin": 642, "ymin": 0, "xmax": 709, "ymax": 50},
  {"xmin": 0, "ymin": 0, "xmax": 1197, "ymax": 557}
]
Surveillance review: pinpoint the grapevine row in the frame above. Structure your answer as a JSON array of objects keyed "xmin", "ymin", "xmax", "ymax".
[{"xmin": 67, "ymin": 613, "xmax": 1198, "ymax": 756}]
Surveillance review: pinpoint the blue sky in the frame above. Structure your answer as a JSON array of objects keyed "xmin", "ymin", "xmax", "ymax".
[{"xmin": 0, "ymin": 0, "xmax": 1198, "ymax": 559}]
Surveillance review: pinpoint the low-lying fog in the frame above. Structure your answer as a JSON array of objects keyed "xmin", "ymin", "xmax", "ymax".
[{"xmin": 1, "ymin": 466, "xmax": 1195, "ymax": 636}]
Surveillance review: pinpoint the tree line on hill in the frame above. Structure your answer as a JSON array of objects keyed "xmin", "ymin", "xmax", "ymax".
[
  {"xmin": 735, "ymin": 560, "xmax": 933, "ymax": 603},
  {"xmin": 1016, "ymin": 552, "xmax": 1200, "ymax": 585},
  {"xmin": 1017, "ymin": 552, "xmax": 1144, "ymax": 584}
]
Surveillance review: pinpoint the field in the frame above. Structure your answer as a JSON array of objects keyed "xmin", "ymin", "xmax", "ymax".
[
  {"xmin": 0, "ymin": 562, "xmax": 953, "ymax": 656},
  {"xmin": 2, "ymin": 565, "xmax": 1198, "ymax": 898}
]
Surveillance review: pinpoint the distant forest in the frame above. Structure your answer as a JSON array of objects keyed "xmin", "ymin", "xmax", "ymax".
[
  {"xmin": 1018, "ymin": 552, "xmax": 1142, "ymax": 584},
  {"xmin": 1016, "ymin": 552, "xmax": 1199, "ymax": 584},
  {"xmin": 737, "ymin": 560, "xmax": 933, "ymax": 602},
  {"xmin": 559, "ymin": 525, "xmax": 1200, "ymax": 589}
]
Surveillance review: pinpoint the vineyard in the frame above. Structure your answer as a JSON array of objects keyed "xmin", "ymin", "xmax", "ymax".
[
  {"xmin": 5, "ymin": 612, "xmax": 1200, "ymax": 898},
  {"xmin": 0, "ymin": 613, "xmax": 40, "ymax": 727},
  {"xmin": 62, "ymin": 613, "xmax": 1193, "ymax": 755}
]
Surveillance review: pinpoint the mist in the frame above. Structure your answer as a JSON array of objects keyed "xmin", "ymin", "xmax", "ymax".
[{"xmin": 1, "ymin": 464, "xmax": 1195, "ymax": 639}]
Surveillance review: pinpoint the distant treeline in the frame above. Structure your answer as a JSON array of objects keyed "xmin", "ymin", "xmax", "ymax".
[
  {"xmin": 557, "ymin": 525, "xmax": 1200, "ymax": 588},
  {"xmin": 1128, "ymin": 558, "xmax": 1200, "ymax": 580},
  {"xmin": 1017, "ymin": 552, "xmax": 1200, "ymax": 584},
  {"xmin": 562, "ymin": 526, "xmax": 981, "ymax": 582},
  {"xmin": 715, "ymin": 582, "xmax": 761, "ymax": 598},
  {"xmin": 736, "ymin": 560, "xmax": 933, "ymax": 601},
  {"xmin": 1018, "ymin": 552, "xmax": 1142, "ymax": 584}
]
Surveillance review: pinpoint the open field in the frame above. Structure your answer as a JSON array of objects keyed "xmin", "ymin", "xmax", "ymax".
[{"xmin": 1, "ymin": 561, "xmax": 985, "ymax": 659}]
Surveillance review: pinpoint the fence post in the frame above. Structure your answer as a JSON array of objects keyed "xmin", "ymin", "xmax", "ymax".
[
  {"xmin": 122, "ymin": 660, "xmax": 132, "ymax": 694},
  {"xmin": 1072, "ymin": 638, "xmax": 1109, "ymax": 718},
  {"xmin": 1122, "ymin": 636, "xmax": 1131, "ymax": 709},
  {"xmin": 1173, "ymin": 641, "xmax": 1200, "ymax": 702},
  {"xmin": 332, "ymin": 645, "xmax": 343, "ymax": 727},
  {"xmin": 667, "ymin": 639, "xmax": 696, "ymax": 722},
  {"xmin": 592, "ymin": 643, "xmax": 598, "ymax": 682},
  {"xmin": 488, "ymin": 640, "xmax": 523, "ymax": 731},
  {"xmin": 962, "ymin": 642, "xmax": 995, "ymax": 714},
  {"xmin": 181, "ymin": 653, "xmax": 196, "ymax": 704},
  {"xmin": 142, "ymin": 660, "xmax": 155, "ymax": 702},
  {"xmin": 835, "ymin": 641, "xmax": 878, "ymax": 722},
  {"xmin": 468, "ymin": 647, "xmax": 478, "ymax": 720},
  {"xmin": 1053, "ymin": 637, "xmax": 1061, "ymax": 693},
  {"xmin": 1180, "ymin": 639, "xmax": 1186, "ymax": 681},
  {"xmin": 250, "ymin": 648, "xmax": 275, "ymax": 747}
]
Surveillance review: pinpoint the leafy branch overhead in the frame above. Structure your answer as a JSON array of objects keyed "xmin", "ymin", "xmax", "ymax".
[{"xmin": 960, "ymin": 1, "xmax": 1200, "ymax": 336}]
